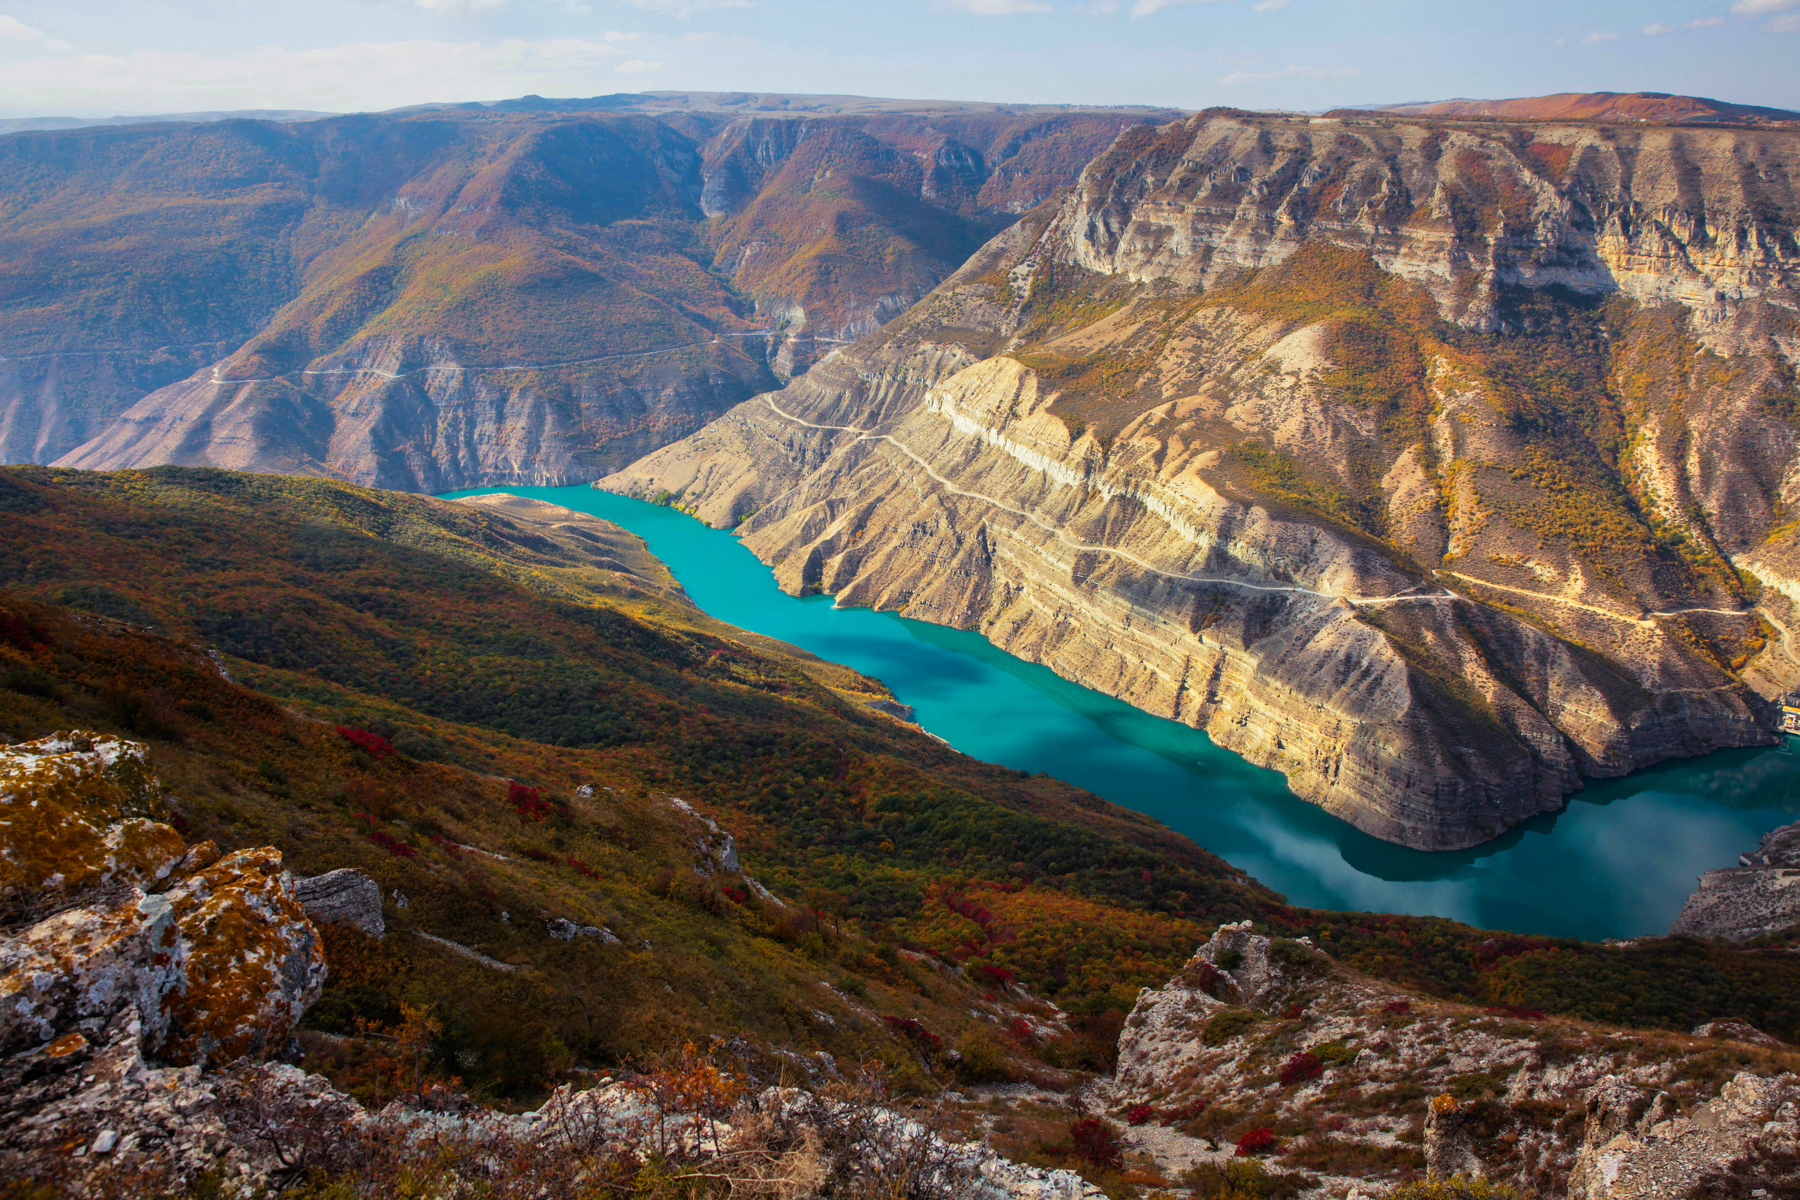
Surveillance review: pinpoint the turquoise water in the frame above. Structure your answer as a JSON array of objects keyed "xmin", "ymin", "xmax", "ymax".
[{"xmin": 448, "ymin": 485, "xmax": 1800, "ymax": 941}]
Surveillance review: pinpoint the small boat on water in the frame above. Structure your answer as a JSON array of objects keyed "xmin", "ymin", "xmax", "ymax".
[{"xmin": 1783, "ymin": 694, "xmax": 1800, "ymax": 735}]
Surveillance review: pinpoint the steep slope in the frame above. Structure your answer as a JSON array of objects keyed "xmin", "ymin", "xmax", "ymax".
[
  {"xmin": 604, "ymin": 110, "xmax": 1800, "ymax": 851},
  {"xmin": 2, "ymin": 104, "xmax": 1162, "ymax": 487},
  {"xmin": 1371, "ymin": 91, "xmax": 1800, "ymax": 125},
  {"xmin": 7, "ymin": 466, "xmax": 1797, "ymax": 1076}
]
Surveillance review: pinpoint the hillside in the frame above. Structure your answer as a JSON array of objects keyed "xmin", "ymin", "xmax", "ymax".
[
  {"xmin": 604, "ymin": 109, "xmax": 1800, "ymax": 852},
  {"xmin": 5, "ymin": 465, "xmax": 1799, "ymax": 1062},
  {"xmin": 1366, "ymin": 91, "xmax": 1800, "ymax": 125},
  {"xmin": 0, "ymin": 103, "xmax": 1164, "ymax": 488}
]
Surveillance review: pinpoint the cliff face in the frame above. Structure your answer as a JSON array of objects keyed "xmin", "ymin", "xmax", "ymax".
[
  {"xmin": 3, "ymin": 106, "xmax": 1157, "ymax": 489},
  {"xmin": 604, "ymin": 112, "xmax": 1800, "ymax": 850}
]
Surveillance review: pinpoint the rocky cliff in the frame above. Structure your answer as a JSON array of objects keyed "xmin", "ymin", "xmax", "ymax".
[
  {"xmin": 605, "ymin": 111, "xmax": 1800, "ymax": 850},
  {"xmin": 1101, "ymin": 923, "xmax": 1800, "ymax": 1198},
  {"xmin": 0, "ymin": 105, "xmax": 1157, "ymax": 489}
]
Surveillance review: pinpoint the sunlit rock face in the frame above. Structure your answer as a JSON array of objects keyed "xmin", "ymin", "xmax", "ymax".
[{"xmin": 604, "ymin": 111, "xmax": 1800, "ymax": 850}]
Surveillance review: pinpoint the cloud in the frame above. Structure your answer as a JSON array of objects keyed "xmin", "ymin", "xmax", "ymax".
[
  {"xmin": 1252, "ymin": 0, "xmax": 1290, "ymax": 9},
  {"xmin": 413, "ymin": 0, "xmax": 507, "ymax": 15},
  {"xmin": 0, "ymin": 14, "xmax": 72, "ymax": 51},
  {"xmin": 614, "ymin": 58, "xmax": 663, "ymax": 72},
  {"xmin": 1641, "ymin": 22, "xmax": 1675, "ymax": 34},
  {"xmin": 939, "ymin": 0, "xmax": 1053, "ymax": 11},
  {"xmin": 1582, "ymin": 30, "xmax": 1621, "ymax": 43},
  {"xmin": 1129, "ymin": 0, "xmax": 1234, "ymax": 15},
  {"xmin": 1219, "ymin": 63, "xmax": 1359, "ymax": 84},
  {"xmin": 1772, "ymin": 12, "xmax": 1800, "ymax": 28},
  {"xmin": 0, "ymin": 38, "xmax": 637, "ymax": 115},
  {"xmin": 1687, "ymin": 15, "xmax": 1727, "ymax": 26},
  {"xmin": 622, "ymin": 0, "xmax": 753, "ymax": 15},
  {"xmin": 1730, "ymin": 0, "xmax": 1798, "ymax": 12}
]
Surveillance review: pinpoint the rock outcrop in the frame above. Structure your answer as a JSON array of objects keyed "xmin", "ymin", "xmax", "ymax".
[
  {"xmin": 1569, "ymin": 1072, "xmax": 1800, "ymax": 1199},
  {"xmin": 1108, "ymin": 924, "xmax": 1800, "ymax": 1197},
  {"xmin": 606, "ymin": 110, "xmax": 1800, "ymax": 849},
  {"xmin": 0, "ymin": 731, "xmax": 324, "ymax": 1070},
  {"xmin": 1670, "ymin": 819, "xmax": 1800, "ymax": 940},
  {"xmin": 294, "ymin": 868, "xmax": 385, "ymax": 939}
]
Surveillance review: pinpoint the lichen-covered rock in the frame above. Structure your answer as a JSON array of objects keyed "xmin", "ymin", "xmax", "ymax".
[
  {"xmin": 294, "ymin": 867, "xmax": 384, "ymax": 938},
  {"xmin": 0, "ymin": 889, "xmax": 173, "ymax": 1055},
  {"xmin": 148, "ymin": 847, "xmax": 326, "ymax": 1067},
  {"xmin": 0, "ymin": 731, "xmax": 175, "ymax": 912}
]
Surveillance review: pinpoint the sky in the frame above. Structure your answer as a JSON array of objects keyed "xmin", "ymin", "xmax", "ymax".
[{"xmin": 0, "ymin": 0, "xmax": 1795, "ymax": 120}]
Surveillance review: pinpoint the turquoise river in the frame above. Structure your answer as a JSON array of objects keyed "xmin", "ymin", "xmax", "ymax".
[{"xmin": 449, "ymin": 484, "xmax": 1800, "ymax": 942}]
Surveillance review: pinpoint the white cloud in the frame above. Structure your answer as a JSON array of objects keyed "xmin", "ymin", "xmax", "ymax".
[
  {"xmin": 1582, "ymin": 30, "xmax": 1621, "ymax": 43},
  {"xmin": 622, "ymin": 0, "xmax": 753, "ymax": 16},
  {"xmin": 1219, "ymin": 63, "xmax": 1359, "ymax": 84},
  {"xmin": 1772, "ymin": 12, "xmax": 1800, "ymax": 28},
  {"xmin": 614, "ymin": 57, "xmax": 663, "ymax": 72},
  {"xmin": 939, "ymin": 0, "xmax": 1053, "ymax": 12},
  {"xmin": 1130, "ymin": 0, "xmax": 1231, "ymax": 14},
  {"xmin": 0, "ymin": 38, "xmax": 636, "ymax": 115},
  {"xmin": 680, "ymin": 30, "xmax": 717, "ymax": 40},
  {"xmin": 1641, "ymin": 22, "xmax": 1675, "ymax": 34},
  {"xmin": 0, "ymin": 14, "xmax": 72, "ymax": 51},
  {"xmin": 1688, "ymin": 15, "xmax": 1727, "ymax": 26},
  {"xmin": 1252, "ymin": 0, "xmax": 1290, "ymax": 10},
  {"xmin": 1730, "ymin": 0, "xmax": 1798, "ymax": 13},
  {"xmin": 414, "ymin": 0, "xmax": 507, "ymax": 15},
  {"xmin": 604, "ymin": 30, "xmax": 640, "ymax": 40}
]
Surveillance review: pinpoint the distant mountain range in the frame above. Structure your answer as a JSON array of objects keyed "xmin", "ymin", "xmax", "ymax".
[
  {"xmin": 0, "ymin": 94, "xmax": 1173, "ymax": 487},
  {"xmin": 1360, "ymin": 90, "xmax": 1800, "ymax": 125}
]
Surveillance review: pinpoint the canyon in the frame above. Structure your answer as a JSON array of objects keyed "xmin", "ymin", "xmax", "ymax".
[
  {"xmin": 0, "ymin": 95, "xmax": 1167, "ymax": 488},
  {"xmin": 605, "ymin": 110, "xmax": 1800, "ymax": 851}
]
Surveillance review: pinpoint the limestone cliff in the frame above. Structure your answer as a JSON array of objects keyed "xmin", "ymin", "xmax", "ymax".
[{"xmin": 604, "ymin": 111, "xmax": 1800, "ymax": 850}]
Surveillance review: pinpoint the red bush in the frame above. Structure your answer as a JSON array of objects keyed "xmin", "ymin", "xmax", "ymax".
[
  {"xmin": 0, "ymin": 612, "xmax": 49, "ymax": 650},
  {"xmin": 336, "ymin": 726, "xmax": 396, "ymax": 760},
  {"xmin": 1486, "ymin": 1004, "xmax": 1547, "ymax": 1020},
  {"xmin": 1235, "ymin": 1127, "xmax": 1277, "ymax": 1156},
  {"xmin": 510, "ymin": 781, "xmax": 551, "ymax": 821},
  {"xmin": 1069, "ymin": 1118, "xmax": 1123, "ymax": 1169},
  {"xmin": 1279, "ymin": 1051, "xmax": 1322, "ymax": 1085},
  {"xmin": 969, "ymin": 962, "xmax": 1015, "ymax": 988},
  {"xmin": 1124, "ymin": 1103, "xmax": 1155, "ymax": 1126},
  {"xmin": 881, "ymin": 1016, "xmax": 943, "ymax": 1052},
  {"xmin": 567, "ymin": 855, "xmax": 599, "ymax": 880},
  {"xmin": 367, "ymin": 828, "xmax": 417, "ymax": 859},
  {"xmin": 1382, "ymin": 999, "xmax": 1412, "ymax": 1015}
]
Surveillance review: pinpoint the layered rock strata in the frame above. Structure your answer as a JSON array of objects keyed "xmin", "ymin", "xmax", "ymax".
[{"xmin": 606, "ymin": 111, "xmax": 1800, "ymax": 849}]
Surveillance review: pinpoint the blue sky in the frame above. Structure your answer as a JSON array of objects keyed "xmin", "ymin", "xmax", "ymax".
[{"xmin": 0, "ymin": 0, "xmax": 1794, "ymax": 118}]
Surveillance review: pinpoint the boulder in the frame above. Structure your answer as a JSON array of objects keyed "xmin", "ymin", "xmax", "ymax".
[
  {"xmin": 294, "ymin": 867, "xmax": 384, "ymax": 938},
  {"xmin": 0, "ymin": 731, "xmax": 177, "ymax": 913},
  {"xmin": 0, "ymin": 732, "xmax": 326, "ymax": 1069}
]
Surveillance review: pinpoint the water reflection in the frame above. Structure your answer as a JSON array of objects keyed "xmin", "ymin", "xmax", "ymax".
[{"xmin": 447, "ymin": 486, "xmax": 1800, "ymax": 940}]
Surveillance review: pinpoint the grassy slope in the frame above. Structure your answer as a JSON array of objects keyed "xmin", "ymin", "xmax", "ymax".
[{"xmin": 3, "ymin": 465, "xmax": 1797, "ymax": 1102}]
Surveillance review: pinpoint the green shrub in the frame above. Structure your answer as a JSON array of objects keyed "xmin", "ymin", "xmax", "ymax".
[
  {"xmin": 954, "ymin": 1029, "xmax": 1015, "ymax": 1084},
  {"xmin": 1386, "ymin": 1178, "xmax": 1518, "ymax": 1200},
  {"xmin": 1182, "ymin": 1157, "xmax": 1315, "ymax": 1199},
  {"xmin": 1215, "ymin": 947, "xmax": 1245, "ymax": 970},
  {"xmin": 1204, "ymin": 1008, "xmax": 1261, "ymax": 1046}
]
